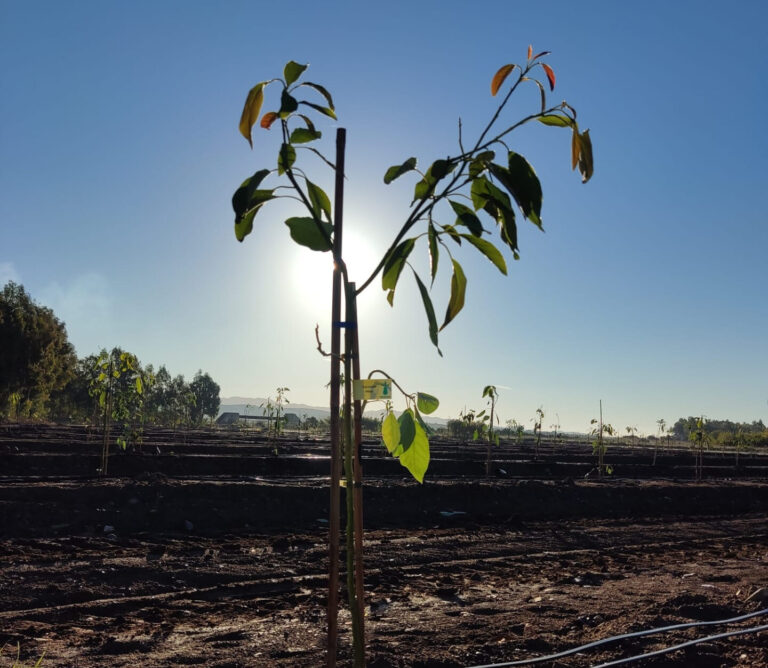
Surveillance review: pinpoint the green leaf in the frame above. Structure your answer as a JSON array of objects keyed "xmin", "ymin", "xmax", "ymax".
[
  {"xmin": 399, "ymin": 417, "xmax": 430, "ymax": 483},
  {"xmin": 239, "ymin": 81, "xmax": 267, "ymax": 148},
  {"xmin": 471, "ymin": 176, "xmax": 518, "ymax": 254},
  {"xmin": 383, "ymin": 157, "xmax": 417, "ymax": 184},
  {"xmin": 296, "ymin": 114, "xmax": 317, "ymax": 134},
  {"xmin": 427, "ymin": 222, "xmax": 438, "ymax": 284},
  {"xmin": 577, "ymin": 129, "xmax": 594, "ymax": 184},
  {"xmin": 299, "ymin": 100, "xmax": 337, "ymax": 120},
  {"xmin": 398, "ymin": 409, "xmax": 416, "ymax": 452},
  {"xmin": 440, "ymin": 259, "xmax": 466, "ymax": 331},
  {"xmin": 279, "ymin": 89, "xmax": 299, "ymax": 119},
  {"xmin": 412, "ymin": 269, "xmax": 441, "ymax": 355},
  {"xmin": 290, "ymin": 127, "xmax": 322, "ymax": 144},
  {"xmin": 283, "ymin": 60, "xmax": 307, "ymax": 87},
  {"xmin": 277, "ymin": 143, "xmax": 296, "ymax": 175},
  {"xmin": 234, "ymin": 208, "xmax": 255, "ymax": 242},
  {"xmin": 306, "ymin": 180, "xmax": 332, "ymax": 222},
  {"xmin": 449, "ymin": 200, "xmax": 484, "ymax": 236},
  {"xmin": 381, "ymin": 238, "xmax": 415, "ymax": 295},
  {"xmin": 502, "ymin": 152, "xmax": 543, "ymax": 226},
  {"xmin": 299, "ymin": 82, "xmax": 335, "ymax": 110},
  {"xmin": 135, "ymin": 376, "xmax": 143, "ymax": 395},
  {"xmin": 469, "ymin": 150, "xmax": 495, "ymax": 178},
  {"xmin": 442, "ymin": 224, "xmax": 462, "ymax": 245},
  {"xmin": 232, "ymin": 169, "xmax": 273, "ymax": 220},
  {"xmin": 382, "ymin": 412, "xmax": 400, "ymax": 454},
  {"xmin": 460, "ymin": 234, "xmax": 507, "ymax": 274},
  {"xmin": 416, "ymin": 392, "xmax": 439, "ymax": 415},
  {"xmin": 537, "ymin": 114, "xmax": 573, "ymax": 127},
  {"xmin": 285, "ymin": 217, "xmax": 332, "ymax": 251},
  {"xmin": 413, "ymin": 407, "xmax": 434, "ymax": 436},
  {"xmin": 413, "ymin": 159, "xmax": 455, "ymax": 202}
]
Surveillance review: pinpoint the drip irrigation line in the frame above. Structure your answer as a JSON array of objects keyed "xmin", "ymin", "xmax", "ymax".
[
  {"xmin": 592, "ymin": 622, "xmax": 768, "ymax": 667},
  {"xmin": 468, "ymin": 607, "xmax": 768, "ymax": 668}
]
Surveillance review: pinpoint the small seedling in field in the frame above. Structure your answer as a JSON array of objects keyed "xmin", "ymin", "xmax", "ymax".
[
  {"xmin": 625, "ymin": 425, "xmax": 638, "ymax": 446},
  {"xmin": 654, "ymin": 418, "xmax": 666, "ymax": 465},
  {"xmin": 550, "ymin": 413, "xmax": 561, "ymax": 445},
  {"xmin": 231, "ymin": 46, "xmax": 593, "ymax": 666},
  {"xmin": 261, "ymin": 386, "xmax": 290, "ymax": 453},
  {"xmin": 590, "ymin": 400, "xmax": 614, "ymax": 477},
  {"xmin": 533, "ymin": 406, "xmax": 544, "ymax": 459},
  {"xmin": 506, "ymin": 418, "xmax": 524, "ymax": 443},
  {"xmin": 689, "ymin": 416, "xmax": 710, "ymax": 481},
  {"xmin": 481, "ymin": 385, "xmax": 500, "ymax": 476}
]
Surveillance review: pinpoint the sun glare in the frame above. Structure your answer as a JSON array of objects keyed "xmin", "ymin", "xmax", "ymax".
[{"xmin": 290, "ymin": 229, "xmax": 379, "ymax": 319}]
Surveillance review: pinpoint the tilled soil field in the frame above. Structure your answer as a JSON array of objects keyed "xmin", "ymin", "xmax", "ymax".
[{"xmin": 1, "ymin": 425, "xmax": 767, "ymax": 667}]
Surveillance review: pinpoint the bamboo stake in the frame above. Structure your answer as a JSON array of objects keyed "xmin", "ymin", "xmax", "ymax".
[
  {"xmin": 349, "ymin": 283, "xmax": 366, "ymax": 660},
  {"xmin": 327, "ymin": 127, "xmax": 346, "ymax": 667}
]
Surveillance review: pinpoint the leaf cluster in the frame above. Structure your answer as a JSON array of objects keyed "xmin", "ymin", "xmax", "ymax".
[
  {"xmin": 234, "ymin": 61, "xmax": 336, "ymax": 249},
  {"xmin": 380, "ymin": 392, "xmax": 438, "ymax": 483},
  {"xmin": 375, "ymin": 46, "xmax": 593, "ymax": 353}
]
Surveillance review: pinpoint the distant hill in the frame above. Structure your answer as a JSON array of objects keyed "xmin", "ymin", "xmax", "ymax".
[{"xmin": 219, "ymin": 397, "xmax": 449, "ymax": 426}]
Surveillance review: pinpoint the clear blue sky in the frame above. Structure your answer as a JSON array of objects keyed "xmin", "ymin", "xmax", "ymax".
[{"xmin": 2, "ymin": 1, "xmax": 766, "ymax": 435}]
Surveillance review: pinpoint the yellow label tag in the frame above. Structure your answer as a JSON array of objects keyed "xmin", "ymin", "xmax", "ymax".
[{"xmin": 353, "ymin": 379, "xmax": 392, "ymax": 401}]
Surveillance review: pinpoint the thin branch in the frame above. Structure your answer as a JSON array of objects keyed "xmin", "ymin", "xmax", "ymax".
[
  {"xmin": 315, "ymin": 324, "xmax": 344, "ymax": 361},
  {"xmin": 366, "ymin": 369, "xmax": 414, "ymax": 401}
]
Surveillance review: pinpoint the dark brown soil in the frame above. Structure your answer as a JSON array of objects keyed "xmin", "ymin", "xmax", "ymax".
[{"xmin": 1, "ymin": 425, "xmax": 767, "ymax": 667}]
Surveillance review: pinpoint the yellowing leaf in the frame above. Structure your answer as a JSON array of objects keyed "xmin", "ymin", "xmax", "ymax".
[
  {"xmin": 491, "ymin": 64, "xmax": 518, "ymax": 96},
  {"xmin": 239, "ymin": 82, "xmax": 266, "ymax": 148},
  {"xmin": 382, "ymin": 412, "xmax": 400, "ymax": 454},
  {"xmin": 398, "ymin": 418, "xmax": 430, "ymax": 483},
  {"xmin": 260, "ymin": 111, "xmax": 279, "ymax": 129},
  {"xmin": 541, "ymin": 63, "xmax": 556, "ymax": 91}
]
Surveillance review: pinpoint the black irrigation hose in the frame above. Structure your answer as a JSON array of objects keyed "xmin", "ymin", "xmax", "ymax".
[
  {"xmin": 592, "ymin": 622, "xmax": 768, "ymax": 667},
  {"xmin": 469, "ymin": 607, "xmax": 768, "ymax": 668}
]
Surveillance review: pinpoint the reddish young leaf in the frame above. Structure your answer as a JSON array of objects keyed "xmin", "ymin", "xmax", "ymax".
[
  {"xmin": 541, "ymin": 63, "xmax": 556, "ymax": 91},
  {"xmin": 527, "ymin": 44, "xmax": 533, "ymax": 60},
  {"xmin": 491, "ymin": 64, "xmax": 518, "ymax": 96},
  {"xmin": 533, "ymin": 51, "xmax": 551, "ymax": 60},
  {"xmin": 260, "ymin": 111, "xmax": 279, "ymax": 129}
]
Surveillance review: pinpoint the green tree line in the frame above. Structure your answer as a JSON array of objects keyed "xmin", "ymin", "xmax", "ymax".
[
  {"xmin": 1, "ymin": 282, "xmax": 220, "ymax": 427},
  {"xmin": 671, "ymin": 416, "xmax": 767, "ymax": 449}
]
